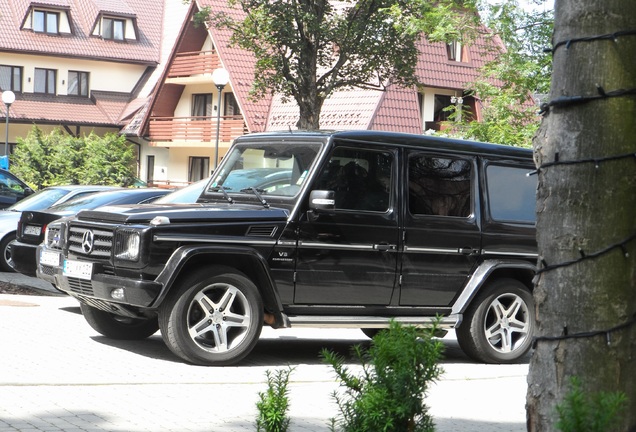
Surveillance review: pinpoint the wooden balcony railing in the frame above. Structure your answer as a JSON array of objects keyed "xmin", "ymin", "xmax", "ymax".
[
  {"xmin": 168, "ymin": 50, "xmax": 221, "ymax": 78},
  {"xmin": 148, "ymin": 116, "xmax": 248, "ymax": 143}
]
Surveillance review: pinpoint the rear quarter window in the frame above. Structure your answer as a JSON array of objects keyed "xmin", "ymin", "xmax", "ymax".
[{"xmin": 486, "ymin": 164, "xmax": 536, "ymax": 223}]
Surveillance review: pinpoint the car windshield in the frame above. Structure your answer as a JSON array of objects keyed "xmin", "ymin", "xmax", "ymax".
[
  {"xmin": 7, "ymin": 188, "xmax": 70, "ymax": 212},
  {"xmin": 47, "ymin": 191, "xmax": 128, "ymax": 212},
  {"xmin": 208, "ymin": 142, "xmax": 322, "ymax": 197}
]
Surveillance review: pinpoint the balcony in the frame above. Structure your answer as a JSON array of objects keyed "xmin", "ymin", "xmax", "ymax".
[
  {"xmin": 148, "ymin": 115, "xmax": 248, "ymax": 146},
  {"xmin": 168, "ymin": 50, "xmax": 220, "ymax": 78}
]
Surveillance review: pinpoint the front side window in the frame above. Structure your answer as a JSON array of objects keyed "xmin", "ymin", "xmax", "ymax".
[
  {"xmin": 0, "ymin": 65, "xmax": 22, "ymax": 92},
  {"xmin": 34, "ymin": 68, "xmax": 56, "ymax": 94},
  {"xmin": 33, "ymin": 10, "xmax": 59, "ymax": 34},
  {"xmin": 408, "ymin": 154, "xmax": 472, "ymax": 217},
  {"xmin": 68, "ymin": 71, "xmax": 89, "ymax": 96},
  {"xmin": 103, "ymin": 17, "xmax": 125, "ymax": 40},
  {"xmin": 486, "ymin": 164, "xmax": 536, "ymax": 223},
  {"xmin": 314, "ymin": 147, "xmax": 393, "ymax": 212}
]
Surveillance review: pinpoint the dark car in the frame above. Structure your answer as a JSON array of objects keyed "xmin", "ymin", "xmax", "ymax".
[
  {"xmin": 0, "ymin": 185, "xmax": 120, "ymax": 272},
  {"xmin": 35, "ymin": 130, "xmax": 538, "ymax": 366},
  {"xmin": 10, "ymin": 188, "xmax": 171, "ymax": 277},
  {"xmin": 0, "ymin": 169, "xmax": 34, "ymax": 209}
]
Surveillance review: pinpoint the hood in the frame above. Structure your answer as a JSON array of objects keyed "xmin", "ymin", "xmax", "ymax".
[{"xmin": 76, "ymin": 202, "xmax": 290, "ymax": 224}]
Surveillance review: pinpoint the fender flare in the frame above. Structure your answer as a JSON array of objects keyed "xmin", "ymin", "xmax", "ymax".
[
  {"xmin": 149, "ymin": 244, "xmax": 284, "ymax": 315},
  {"xmin": 450, "ymin": 259, "xmax": 537, "ymax": 317}
]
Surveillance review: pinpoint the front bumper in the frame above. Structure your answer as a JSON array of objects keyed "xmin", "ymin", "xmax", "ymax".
[{"xmin": 35, "ymin": 244, "xmax": 163, "ymax": 309}]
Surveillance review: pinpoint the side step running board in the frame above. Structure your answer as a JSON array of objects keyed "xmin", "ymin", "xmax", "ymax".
[{"xmin": 282, "ymin": 314, "xmax": 461, "ymax": 329}]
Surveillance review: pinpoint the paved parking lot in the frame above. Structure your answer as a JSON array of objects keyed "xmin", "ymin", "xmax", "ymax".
[{"xmin": 0, "ymin": 275, "xmax": 529, "ymax": 431}]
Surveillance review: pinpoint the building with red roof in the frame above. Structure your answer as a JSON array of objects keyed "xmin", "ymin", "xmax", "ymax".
[{"xmin": 1, "ymin": 0, "xmax": 502, "ymax": 186}]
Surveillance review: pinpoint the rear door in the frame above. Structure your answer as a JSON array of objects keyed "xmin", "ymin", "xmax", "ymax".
[
  {"xmin": 294, "ymin": 144, "xmax": 399, "ymax": 305},
  {"xmin": 399, "ymin": 151, "xmax": 481, "ymax": 308}
]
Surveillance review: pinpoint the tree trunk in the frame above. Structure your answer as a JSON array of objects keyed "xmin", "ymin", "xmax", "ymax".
[{"xmin": 526, "ymin": 1, "xmax": 636, "ymax": 431}]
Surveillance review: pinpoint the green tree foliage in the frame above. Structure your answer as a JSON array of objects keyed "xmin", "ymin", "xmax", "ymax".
[
  {"xmin": 322, "ymin": 321, "xmax": 444, "ymax": 432},
  {"xmin": 556, "ymin": 377, "xmax": 627, "ymax": 432},
  {"xmin": 11, "ymin": 127, "xmax": 137, "ymax": 188},
  {"xmin": 212, "ymin": 0, "xmax": 479, "ymax": 130},
  {"xmin": 444, "ymin": 0, "xmax": 553, "ymax": 147}
]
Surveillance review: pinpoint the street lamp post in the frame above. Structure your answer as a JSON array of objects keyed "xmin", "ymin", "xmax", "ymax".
[
  {"xmin": 211, "ymin": 68, "xmax": 229, "ymax": 170},
  {"xmin": 2, "ymin": 90, "xmax": 15, "ymax": 162}
]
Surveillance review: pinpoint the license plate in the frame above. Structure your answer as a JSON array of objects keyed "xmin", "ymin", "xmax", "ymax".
[
  {"xmin": 40, "ymin": 250, "xmax": 61, "ymax": 267},
  {"xmin": 63, "ymin": 259, "xmax": 93, "ymax": 280},
  {"xmin": 24, "ymin": 225, "xmax": 41, "ymax": 236}
]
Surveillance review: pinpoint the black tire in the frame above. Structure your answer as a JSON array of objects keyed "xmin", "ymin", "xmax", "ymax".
[
  {"xmin": 158, "ymin": 268, "xmax": 264, "ymax": 366},
  {"xmin": 361, "ymin": 328, "xmax": 381, "ymax": 339},
  {"xmin": 456, "ymin": 278, "xmax": 535, "ymax": 364},
  {"xmin": 80, "ymin": 303, "xmax": 159, "ymax": 340},
  {"xmin": 0, "ymin": 233, "xmax": 16, "ymax": 272}
]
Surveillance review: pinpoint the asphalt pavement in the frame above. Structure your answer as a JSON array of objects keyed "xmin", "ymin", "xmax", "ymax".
[{"xmin": 0, "ymin": 271, "xmax": 529, "ymax": 431}]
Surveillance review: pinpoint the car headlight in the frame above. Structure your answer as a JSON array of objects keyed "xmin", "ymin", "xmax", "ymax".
[
  {"xmin": 114, "ymin": 230, "xmax": 141, "ymax": 261},
  {"xmin": 44, "ymin": 222, "xmax": 64, "ymax": 249}
]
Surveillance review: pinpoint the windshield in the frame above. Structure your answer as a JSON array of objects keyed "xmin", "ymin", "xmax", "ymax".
[
  {"xmin": 7, "ymin": 188, "xmax": 70, "ymax": 211},
  {"xmin": 48, "ymin": 191, "xmax": 125, "ymax": 212},
  {"xmin": 208, "ymin": 142, "xmax": 322, "ymax": 197}
]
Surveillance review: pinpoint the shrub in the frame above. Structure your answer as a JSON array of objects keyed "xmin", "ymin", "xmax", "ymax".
[
  {"xmin": 256, "ymin": 366, "xmax": 294, "ymax": 432},
  {"xmin": 322, "ymin": 321, "xmax": 444, "ymax": 432}
]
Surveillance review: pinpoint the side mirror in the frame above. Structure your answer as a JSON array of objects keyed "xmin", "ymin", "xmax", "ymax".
[
  {"xmin": 24, "ymin": 187, "xmax": 35, "ymax": 197},
  {"xmin": 309, "ymin": 190, "xmax": 335, "ymax": 212}
]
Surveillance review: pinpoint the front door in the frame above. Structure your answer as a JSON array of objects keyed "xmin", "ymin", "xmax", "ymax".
[{"xmin": 294, "ymin": 145, "xmax": 399, "ymax": 305}]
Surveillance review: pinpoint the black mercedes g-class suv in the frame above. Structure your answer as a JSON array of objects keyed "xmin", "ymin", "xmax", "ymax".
[{"xmin": 37, "ymin": 130, "xmax": 537, "ymax": 365}]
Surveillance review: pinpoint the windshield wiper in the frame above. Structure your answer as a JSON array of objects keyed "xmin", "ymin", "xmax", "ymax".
[
  {"xmin": 240, "ymin": 187, "xmax": 269, "ymax": 208},
  {"xmin": 209, "ymin": 186, "xmax": 234, "ymax": 204}
]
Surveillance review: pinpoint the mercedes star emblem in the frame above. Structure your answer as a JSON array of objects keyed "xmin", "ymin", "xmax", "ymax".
[{"xmin": 82, "ymin": 230, "xmax": 94, "ymax": 254}]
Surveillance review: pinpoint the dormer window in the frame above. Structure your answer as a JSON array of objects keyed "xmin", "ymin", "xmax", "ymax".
[
  {"xmin": 33, "ymin": 10, "xmax": 59, "ymax": 34},
  {"xmin": 447, "ymin": 41, "xmax": 467, "ymax": 63},
  {"xmin": 102, "ymin": 17, "xmax": 125, "ymax": 40}
]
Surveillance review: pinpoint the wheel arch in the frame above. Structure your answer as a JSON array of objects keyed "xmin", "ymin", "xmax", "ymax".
[
  {"xmin": 151, "ymin": 245, "xmax": 284, "ymax": 318},
  {"xmin": 451, "ymin": 259, "xmax": 536, "ymax": 317}
]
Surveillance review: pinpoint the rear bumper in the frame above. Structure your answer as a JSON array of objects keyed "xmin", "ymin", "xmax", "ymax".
[{"xmin": 9, "ymin": 241, "xmax": 37, "ymax": 277}]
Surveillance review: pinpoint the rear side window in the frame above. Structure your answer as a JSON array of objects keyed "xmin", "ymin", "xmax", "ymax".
[
  {"xmin": 486, "ymin": 164, "xmax": 536, "ymax": 223},
  {"xmin": 408, "ymin": 154, "xmax": 472, "ymax": 217}
]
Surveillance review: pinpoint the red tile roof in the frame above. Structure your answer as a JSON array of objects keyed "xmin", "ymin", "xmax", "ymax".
[
  {"xmin": 0, "ymin": 0, "xmax": 163, "ymax": 64},
  {"xmin": 7, "ymin": 92, "xmax": 130, "ymax": 126},
  {"xmin": 197, "ymin": 0, "xmax": 272, "ymax": 133}
]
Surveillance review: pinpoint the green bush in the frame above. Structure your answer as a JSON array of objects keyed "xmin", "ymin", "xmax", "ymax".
[
  {"xmin": 556, "ymin": 376, "xmax": 628, "ymax": 432},
  {"xmin": 322, "ymin": 321, "xmax": 445, "ymax": 432},
  {"xmin": 11, "ymin": 126, "xmax": 137, "ymax": 188},
  {"xmin": 256, "ymin": 367, "xmax": 294, "ymax": 432}
]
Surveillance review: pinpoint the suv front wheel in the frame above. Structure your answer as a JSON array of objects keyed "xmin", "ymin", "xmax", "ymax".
[
  {"xmin": 456, "ymin": 278, "xmax": 535, "ymax": 364},
  {"xmin": 159, "ymin": 267, "xmax": 264, "ymax": 366}
]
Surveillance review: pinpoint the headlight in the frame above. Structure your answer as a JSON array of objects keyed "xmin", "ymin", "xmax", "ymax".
[
  {"xmin": 114, "ymin": 231, "xmax": 141, "ymax": 261},
  {"xmin": 44, "ymin": 222, "xmax": 64, "ymax": 249}
]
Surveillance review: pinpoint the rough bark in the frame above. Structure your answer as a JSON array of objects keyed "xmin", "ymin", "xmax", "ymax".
[{"xmin": 526, "ymin": 1, "xmax": 636, "ymax": 431}]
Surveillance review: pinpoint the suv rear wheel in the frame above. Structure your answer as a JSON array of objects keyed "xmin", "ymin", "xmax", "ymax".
[
  {"xmin": 158, "ymin": 268, "xmax": 264, "ymax": 366},
  {"xmin": 456, "ymin": 278, "xmax": 535, "ymax": 363}
]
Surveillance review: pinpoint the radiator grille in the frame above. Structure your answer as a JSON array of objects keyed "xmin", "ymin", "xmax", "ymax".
[{"xmin": 68, "ymin": 226, "xmax": 113, "ymax": 259}]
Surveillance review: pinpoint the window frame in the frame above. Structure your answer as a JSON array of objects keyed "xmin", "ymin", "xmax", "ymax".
[
  {"xmin": 67, "ymin": 70, "xmax": 89, "ymax": 97},
  {"xmin": 0, "ymin": 65, "xmax": 22, "ymax": 93},
  {"xmin": 189, "ymin": 157, "xmax": 210, "ymax": 183},
  {"xmin": 102, "ymin": 17, "xmax": 125, "ymax": 41},
  {"xmin": 33, "ymin": 9, "xmax": 60, "ymax": 34},
  {"xmin": 224, "ymin": 93, "xmax": 242, "ymax": 117},
  {"xmin": 34, "ymin": 68, "xmax": 57, "ymax": 95},
  {"xmin": 192, "ymin": 94, "xmax": 213, "ymax": 118}
]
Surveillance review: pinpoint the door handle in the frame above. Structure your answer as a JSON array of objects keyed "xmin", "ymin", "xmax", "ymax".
[
  {"xmin": 458, "ymin": 247, "xmax": 478, "ymax": 255},
  {"xmin": 374, "ymin": 243, "xmax": 395, "ymax": 251}
]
